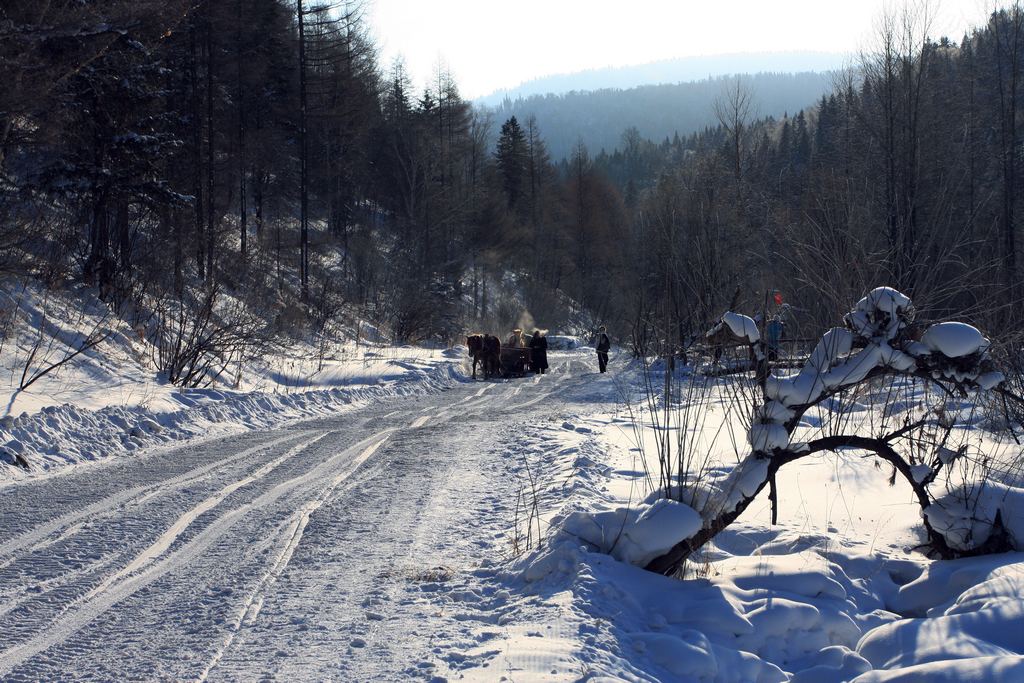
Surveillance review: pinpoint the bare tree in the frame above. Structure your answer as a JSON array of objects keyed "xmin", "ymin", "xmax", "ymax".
[
  {"xmin": 713, "ymin": 77, "xmax": 755, "ymax": 183},
  {"xmin": 857, "ymin": 1, "xmax": 936, "ymax": 291},
  {"xmin": 988, "ymin": 1, "xmax": 1024, "ymax": 308}
]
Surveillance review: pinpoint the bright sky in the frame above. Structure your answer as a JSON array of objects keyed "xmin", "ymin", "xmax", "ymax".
[{"xmin": 366, "ymin": 0, "xmax": 994, "ymax": 99}]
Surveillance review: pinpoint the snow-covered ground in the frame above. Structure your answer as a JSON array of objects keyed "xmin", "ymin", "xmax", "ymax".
[
  {"xmin": 0, "ymin": 279, "xmax": 468, "ymax": 477},
  {"xmin": 0, "ymin": 351, "xmax": 596, "ymax": 680},
  {"xmin": 2, "ymin": 329, "xmax": 1024, "ymax": 680},
  {"xmin": 0, "ymin": 346, "xmax": 465, "ymax": 478},
  {"xmin": 431, "ymin": 359, "xmax": 1024, "ymax": 682}
]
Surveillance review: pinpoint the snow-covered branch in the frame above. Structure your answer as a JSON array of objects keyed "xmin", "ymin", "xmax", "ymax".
[{"xmin": 584, "ymin": 287, "xmax": 1022, "ymax": 575}]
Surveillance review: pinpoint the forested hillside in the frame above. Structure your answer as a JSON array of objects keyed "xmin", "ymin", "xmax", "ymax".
[
  {"xmin": 3, "ymin": 1, "xmax": 1024, "ymax": 383},
  {"xmin": 0, "ymin": 0, "xmax": 627, "ymax": 371},
  {"xmin": 476, "ymin": 51, "xmax": 846, "ymax": 106},
  {"xmin": 600, "ymin": 9, "xmax": 1024, "ymax": 353},
  {"xmin": 488, "ymin": 71, "xmax": 835, "ymax": 160}
]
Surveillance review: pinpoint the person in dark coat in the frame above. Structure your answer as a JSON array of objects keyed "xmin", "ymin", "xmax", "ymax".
[
  {"xmin": 529, "ymin": 329, "xmax": 549, "ymax": 374},
  {"xmin": 595, "ymin": 326, "xmax": 610, "ymax": 373}
]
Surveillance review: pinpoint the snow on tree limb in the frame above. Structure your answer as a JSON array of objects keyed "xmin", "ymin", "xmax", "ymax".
[{"xmin": 577, "ymin": 287, "xmax": 1022, "ymax": 575}]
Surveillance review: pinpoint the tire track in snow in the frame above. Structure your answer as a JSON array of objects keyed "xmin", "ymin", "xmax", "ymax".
[
  {"xmin": 0, "ymin": 352, "xmax": 587, "ymax": 678},
  {"xmin": 0, "ymin": 433, "xmax": 314, "ymax": 626},
  {"xmin": 456, "ymin": 365, "xmax": 573, "ymax": 417},
  {"xmin": 195, "ymin": 435, "xmax": 391, "ymax": 682},
  {"xmin": 0, "ymin": 428, "xmax": 397, "ymax": 677},
  {"xmin": 408, "ymin": 377, "xmax": 529, "ymax": 430},
  {"xmin": 0, "ymin": 432, "xmax": 308, "ymax": 571},
  {"xmin": 82, "ymin": 431, "xmax": 331, "ymax": 602}
]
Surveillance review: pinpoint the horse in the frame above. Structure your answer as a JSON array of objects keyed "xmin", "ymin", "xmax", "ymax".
[
  {"xmin": 467, "ymin": 333, "xmax": 502, "ymax": 379},
  {"xmin": 467, "ymin": 334, "xmax": 484, "ymax": 379},
  {"xmin": 482, "ymin": 334, "xmax": 501, "ymax": 378}
]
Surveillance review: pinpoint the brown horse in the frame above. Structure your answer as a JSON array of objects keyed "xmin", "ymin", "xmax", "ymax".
[
  {"xmin": 466, "ymin": 334, "xmax": 502, "ymax": 379},
  {"xmin": 467, "ymin": 334, "xmax": 484, "ymax": 379},
  {"xmin": 482, "ymin": 334, "xmax": 501, "ymax": 378}
]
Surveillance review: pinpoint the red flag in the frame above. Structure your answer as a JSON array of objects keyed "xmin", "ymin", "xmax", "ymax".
[{"xmin": 773, "ymin": 292, "xmax": 783, "ymax": 306}]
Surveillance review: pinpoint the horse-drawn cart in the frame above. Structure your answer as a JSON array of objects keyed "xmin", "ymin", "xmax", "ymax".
[{"xmin": 499, "ymin": 347, "xmax": 532, "ymax": 377}]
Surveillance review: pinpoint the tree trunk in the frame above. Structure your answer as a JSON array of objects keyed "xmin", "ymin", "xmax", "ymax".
[
  {"xmin": 205, "ymin": 17, "xmax": 216, "ymax": 283},
  {"xmin": 236, "ymin": 0, "xmax": 247, "ymax": 261},
  {"xmin": 297, "ymin": 0, "xmax": 309, "ymax": 302},
  {"xmin": 190, "ymin": 18, "xmax": 205, "ymax": 280}
]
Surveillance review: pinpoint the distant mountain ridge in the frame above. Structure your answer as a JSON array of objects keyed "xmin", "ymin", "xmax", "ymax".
[
  {"xmin": 483, "ymin": 70, "xmax": 837, "ymax": 162},
  {"xmin": 476, "ymin": 51, "xmax": 849, "ymax": 106}
]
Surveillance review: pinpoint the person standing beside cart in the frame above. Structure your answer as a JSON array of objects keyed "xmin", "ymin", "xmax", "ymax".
[
  {"xmin": 529, "ymin": 329, "xmax": 549, "ymax": 374},
  {"xmin": 595, "ymin": 326, "xmax": 610, "ymax": 373}
]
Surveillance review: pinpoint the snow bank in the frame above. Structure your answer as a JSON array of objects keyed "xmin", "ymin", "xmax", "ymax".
[
  {"xmin": 852, "ymin": 656, "xmax": 1024, "ymax": 683},
  {"xmin": 857, "ymin": 554, "xmax": 1024, "ymax": 679},
  {"xmin": 924, "ymin": 482, "xmax": 1024, "ymax": 552},
  {"xmin": 0, "ymin": 359, "xmax": 467, "ymax": 479}
]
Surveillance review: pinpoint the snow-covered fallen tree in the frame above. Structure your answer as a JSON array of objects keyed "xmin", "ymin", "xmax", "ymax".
[{"xmin": 586, "ymin": 288, "xmax": 1024, "ymax": 575}]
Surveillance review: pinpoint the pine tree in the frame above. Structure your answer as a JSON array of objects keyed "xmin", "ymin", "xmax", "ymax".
[{"xmin": 495, "ymin": 116, "xmax": 527, "ymax": 211}]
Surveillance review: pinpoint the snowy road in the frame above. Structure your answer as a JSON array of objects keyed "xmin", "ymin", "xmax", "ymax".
[{"xmin": 0, "ymin": 354, "xmax": 602, "ymax": 681}]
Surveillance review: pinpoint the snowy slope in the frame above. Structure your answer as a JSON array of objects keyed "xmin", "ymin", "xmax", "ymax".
[
  {"xmin": 0, "ymin": 352, "xmax": 466, "ymax": 478},
  {"xmin": 0, "ymin": 279, "xmax": 471, "ymax": 478},
  {"xmin": 2, "ymin": 341, "xmax": 1024, "ymax": 681}
]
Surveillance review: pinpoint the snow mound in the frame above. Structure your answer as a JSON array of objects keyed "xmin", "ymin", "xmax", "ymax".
[
  {"xmin": 852, "ymin": 656, "xmax": 1024, "ymax": 682},
  {"xmin": 975, "ymin": 371, "xmax": 1005, "ymax": 390},
  {"xmin": 857, "ymin": 555, "xmax": 1024, "ymax": 679},
  {"xmin": 920, "ymin": 322, "xmax": 990, "ymax": 359},
  {"xmin": 924, "ymin": 483, "xmax": 1024, "ymax": 552},
  {"xmin": 806, "ymin": 328, "xmax": 854, "ymax": 374},
  {"xmin": 749, "ymin": 423, "xmax": 789, "ymax": 452},
  {"xmin": 707, "ymin": 311, "xmax": 760, "ymax": 344},
  {"xmin": 562, "ymin": 497, "xmax": 702, "ymax": 567}
]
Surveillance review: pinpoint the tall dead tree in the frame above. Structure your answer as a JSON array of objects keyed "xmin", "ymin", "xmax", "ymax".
[
  {"xmin": 713, "ymin": 77, "xmax": 754, "ymax": 184},
  {"xmin": 858, "ymin": 2, "xmax": 934, "ymax": 292},
  {"xmin": 990, "ymin": 3, "xmax": 1024, "ymax": 308},
  {"xmin": 236, "ymin": 0, "xmax": 248, "ymax": 261},
  {"xmin": 297, "ymin": 0, "xmax": 310, "ymax": 302}
]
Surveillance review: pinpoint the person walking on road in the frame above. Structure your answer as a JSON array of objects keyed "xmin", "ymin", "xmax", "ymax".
[
  {"xmin": 529, "ymin": 329, "xmax": 549, "ymax": 374},
  {"xmin": 595, "ymin": 326, "xmax": 610, "ymax": 373}
]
